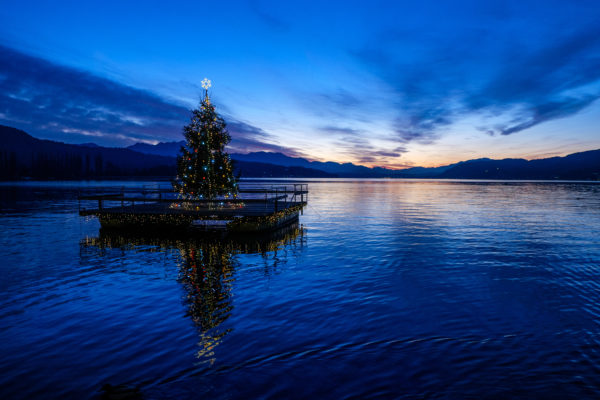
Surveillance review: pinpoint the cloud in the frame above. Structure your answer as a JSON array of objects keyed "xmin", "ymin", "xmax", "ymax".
[
  {"xmin": 317, "ymin": 89, "xmax": 363, "ymax": 109},
  {"xmin": 331, "ymin": 133, "xmax": 408, "ymax": 167},
  {"xmin": 498, "ymin": 95, "xmax": 598, "ymax": 135},
  {"xmin": 370, "ymin": 150, "xmax": 402, "ymax": 158},
  {"xmin": 0, "ymin": 45, "xmax": 189, "ymax": 145},
  {"xmin": 226, "ymin": 119, "xmax": 305, "ymax": 157},
  {"xmin": 353, "ymin": 21, "xmax": 600, "ymax": 142},
  {"xmin": 0, "ymin": 44, "xmax": 301, "ymax": 155},
  {"xmin": 298, "ymin": 88, "xmax": 371, "ymax": 119},
  {"xmin": 319, "ymin": 125, "xmax": 363, "ymax": 135},
  {"xmin": 467, "ymin": 25, "xmax": 600, "ymax": 135}
]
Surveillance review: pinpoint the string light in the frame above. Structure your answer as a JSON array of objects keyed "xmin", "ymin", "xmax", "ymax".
[
  {"xmin": 83, "ymin": 80, "xmax": 309, "ymax": 234},
  {"xmin": 172, "ymin": 80, "xmax": 238, "ymax": 201}
]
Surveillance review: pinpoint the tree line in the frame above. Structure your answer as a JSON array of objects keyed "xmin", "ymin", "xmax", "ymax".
[{"xmin": 0, "ymin": 151, "xmax": 175, "ymax": 180}]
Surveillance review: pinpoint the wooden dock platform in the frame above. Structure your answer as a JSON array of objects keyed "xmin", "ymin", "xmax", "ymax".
[{"xmin": 78, "ymin": 184, "xmax": 308, "ymax": 233}]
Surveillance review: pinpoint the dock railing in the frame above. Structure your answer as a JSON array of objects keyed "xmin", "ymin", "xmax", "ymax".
[{"xmin": 77, "ymin": 183, "xmax": 308, "ymax": 215}]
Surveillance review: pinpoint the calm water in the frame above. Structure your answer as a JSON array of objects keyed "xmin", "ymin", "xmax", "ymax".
[{"xmin": 1, "ymin": 179, "xmax": 600, "ymax": 399}]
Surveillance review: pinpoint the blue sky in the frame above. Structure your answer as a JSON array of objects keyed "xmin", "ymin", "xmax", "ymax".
[{"xmin": 1, "ymin": 0, "xmax": 599, "ymax": 167}]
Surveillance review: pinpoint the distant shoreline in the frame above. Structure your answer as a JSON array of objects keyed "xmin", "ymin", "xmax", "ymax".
[
  {"xmin": 2, "ymin": 125, "xmax": 599, "ymax": 181},
  {"xmin": 2, "ymin": 177, "xmax": 599, "ymax": 183}
]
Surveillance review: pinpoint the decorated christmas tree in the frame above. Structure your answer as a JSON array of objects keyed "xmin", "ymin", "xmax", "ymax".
[{"xmin": 173, "ymin": 79, "xmax": 238, "ymax": 200}]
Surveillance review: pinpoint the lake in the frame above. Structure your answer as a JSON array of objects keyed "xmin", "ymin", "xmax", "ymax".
[{"xmin": 1, "ymin": 179, "xmax": 600, "ymax": 399}]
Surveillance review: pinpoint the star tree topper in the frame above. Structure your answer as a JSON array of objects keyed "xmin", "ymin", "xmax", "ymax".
[{"xmin": 201, "ymin": 78, "xmax": 212, "ymax": 90}]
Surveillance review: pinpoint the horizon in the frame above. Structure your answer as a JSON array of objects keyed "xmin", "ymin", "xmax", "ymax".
[
  {"xmin": 51, "ymin": 135, "xmax": 600, "ymax": 170},
  {"xmin": 4, "ymin": 123, "xmax": 599, "ymax": 172},
  {"xmin": 1, "ymin": 1, "xmax": 599, "ymax": 168}
]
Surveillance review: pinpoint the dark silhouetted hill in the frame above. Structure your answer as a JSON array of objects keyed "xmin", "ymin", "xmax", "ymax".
[
  {"xmin": 0, "ymin": 125, "xmax": 176, "ymax": 179},
  {"xmin": 126, "ymin": 143, "xmax": 387, "ymax": 177},
  {"xmin": 233, "ymin": 161, "xmax": 336, "ymax": 178},
  {"xmin": 439, "ymin": 151, "xmax": 600, "ymax": 180},
  {"xmin": 127, "ymin": 141, "xmax": 185, "ymax": 157},
  {"xmin": 231, "ymin": 151, "xmax": 386, "ymax": 177},
  {"xmin": 0, "ymin": 125, "xmax": 335, "ymax": 179},
  {"xmin": 2, "ymin": 125, "xmax": 599, "ymax": 180}
]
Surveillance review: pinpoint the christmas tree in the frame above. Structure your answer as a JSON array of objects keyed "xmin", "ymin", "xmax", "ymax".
[{"xmin": 173, "ymin": 79, "xmax": 238, "ymax": 200}]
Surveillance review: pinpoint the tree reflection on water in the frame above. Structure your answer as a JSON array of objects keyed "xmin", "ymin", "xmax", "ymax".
[{"xmin": 81, "ymin": 224, "xmax": 306, "ymax": 364}]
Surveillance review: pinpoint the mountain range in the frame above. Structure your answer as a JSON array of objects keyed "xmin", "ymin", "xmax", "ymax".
[
  {"xmin": 126, "ymin": 138, "xmax": 600, "ymax": 180},
  {"xmin": 0, "ymin": 125, "xmax": 334, "ymax": 179},
  {"xmin": 1, "ymin": 125, "xmax": 599, "ymax": 180}
]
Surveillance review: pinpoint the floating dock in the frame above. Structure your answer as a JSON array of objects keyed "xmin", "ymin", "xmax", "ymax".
[{"xmin": 78, "ymin": 183, "xmax": 308, "ymax": 233}]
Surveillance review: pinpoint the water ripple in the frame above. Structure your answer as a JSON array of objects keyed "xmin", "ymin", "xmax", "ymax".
[{"xmin": 1, "ymin": 180, "xmax": 600, "ymax": 399}]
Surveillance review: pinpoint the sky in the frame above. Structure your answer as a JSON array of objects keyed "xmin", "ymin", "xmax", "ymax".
[{"xmin": 0, "ymin": 0, "xmax": 599, "ymax": 168}]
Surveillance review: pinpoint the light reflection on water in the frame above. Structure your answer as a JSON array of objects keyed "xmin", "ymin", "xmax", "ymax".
[
  {"xmin": 1, "ymin": 180, "xmax": 600, "ymax": 399},
  {"xmin": 80, "ymin": 227, "xmax": 306, "ymax": 370}
]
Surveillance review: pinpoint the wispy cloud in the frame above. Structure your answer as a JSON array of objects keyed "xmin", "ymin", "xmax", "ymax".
[
  {"xmin": 0, "ymin": 45, "xmax": 301, "ymax": 155},
  {"xmin": 297, "ymin": 88, "xmax": 372, "ymax": 120},
  {"xmin": 317, "ymin": 89, "xmax": 363, "ymax": 110},
  {"xmin": 353, "ymin": 22, "xmax": 600, "ymax": 143},
  {"xmin": 320, "ymin": 125, "xmax": 363, "ymax": 135},
  {"xmin": 226, "ymin": 119, "xmax": 305, "ymax": 156},
  {"xmin": 0, "ymin": 45, "xmax": 188, "ymax": 145},
  {"xmin": 330, "ymin": 133, "xmax": 408, "ymax": 167},
  {"xmin": 497, "ymin": 95, "xmax": 598, "ymax": 136}
]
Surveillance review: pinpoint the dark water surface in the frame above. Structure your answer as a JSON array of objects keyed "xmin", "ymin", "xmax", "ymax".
[{"xmin": 1, "ymin": 180, "xmax": 600, "ymax": 399}]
